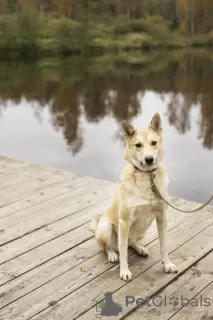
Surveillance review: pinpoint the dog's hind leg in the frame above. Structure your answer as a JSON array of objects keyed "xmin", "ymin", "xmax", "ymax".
[
  {"xmin": 129, "ymin": 238, "xmax": 149, "ymax": 257},
  {"xmin": 95, "ymin": 216, "xmax": 118, "ymax": 263}
]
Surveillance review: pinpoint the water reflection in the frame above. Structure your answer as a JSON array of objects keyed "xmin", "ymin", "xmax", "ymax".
[{"xmin": 0, "ymin": 51, "xmax": 212, "ymax": 202}]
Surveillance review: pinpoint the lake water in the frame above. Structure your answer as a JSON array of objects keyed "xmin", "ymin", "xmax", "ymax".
[{"xmin": 0, "ymin": 51, "xmax": 213, "ymax": 203}]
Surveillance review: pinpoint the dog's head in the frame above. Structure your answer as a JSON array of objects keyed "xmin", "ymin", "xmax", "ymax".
[{"xmin": 122, "ymin": 113, "xmax": 164, "ymax": 171}]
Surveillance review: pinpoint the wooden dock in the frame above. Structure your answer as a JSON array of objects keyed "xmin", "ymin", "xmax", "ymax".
[{"xmin": 0, "ymin": 156, "xmax": 213, "ymax": 320}]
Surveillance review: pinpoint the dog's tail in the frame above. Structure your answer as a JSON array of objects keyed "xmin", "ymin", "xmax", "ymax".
[{"xmin": 88, "ymin": 215, "xmax": 101, "ymax": 233}]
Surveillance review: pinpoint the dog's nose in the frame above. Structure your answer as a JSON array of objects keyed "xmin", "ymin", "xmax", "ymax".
[{"xmin": 145, "ymin": 156, "xmax": 154, "ymax": 165}]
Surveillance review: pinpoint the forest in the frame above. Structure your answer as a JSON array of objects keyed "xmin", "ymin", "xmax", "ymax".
[{"xmin": 0, "ymin": 0, "xmax": 213, "ymax": 57}]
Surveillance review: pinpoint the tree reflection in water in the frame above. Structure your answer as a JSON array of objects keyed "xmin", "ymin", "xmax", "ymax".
[{"xmin": 0, "ymin": 51, "xmax": 213, "ymax": 153}]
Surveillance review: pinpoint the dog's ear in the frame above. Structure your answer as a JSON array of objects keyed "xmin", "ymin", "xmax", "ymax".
[
  {"xmin": 149, "ymin": 113, "xmax": 162, "ymax": 135},
  {"xmin": 122, "ymin": 120, "xmax": 135, "ymax": 140}
]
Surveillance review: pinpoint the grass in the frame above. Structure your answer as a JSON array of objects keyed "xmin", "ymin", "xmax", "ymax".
[{"xmin": 0, "ymin": 12, "xmax": 213, "ymax": 59}]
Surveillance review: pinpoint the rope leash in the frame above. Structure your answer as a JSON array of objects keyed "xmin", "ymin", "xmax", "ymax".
[{"xmin": 150, "ymin": 172, "xmax": 213, "ymax": 213}]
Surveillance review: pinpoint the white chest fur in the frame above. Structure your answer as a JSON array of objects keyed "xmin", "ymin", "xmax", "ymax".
[
  {"xmin": 122, "ymin": 164, "xmax": 169, "ymax": 233},
  {"xmin": 128, "ymin": 195, "xmax": 149, "ymax": 208}
]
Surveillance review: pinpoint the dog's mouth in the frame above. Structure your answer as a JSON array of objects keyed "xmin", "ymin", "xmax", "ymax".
[
  {"xmin": 134, "ymin": 161, "xmax": 158, "ymax": 173},
  {"xmin": 130, "ymin": 155, "xmax": 158, "ymax": 173}
]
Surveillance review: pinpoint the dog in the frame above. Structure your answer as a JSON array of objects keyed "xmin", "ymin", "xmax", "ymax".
[{"xmin": 91, "ymin": 113, "xmax": 178, "ymax": 281}]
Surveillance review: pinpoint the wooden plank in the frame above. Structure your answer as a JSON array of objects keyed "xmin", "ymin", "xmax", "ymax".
[
  {"xmin": 0, "ymin": 177, "xmax": 77, "ymax": 219},
  {"xmin": 73, "ymin": 223, "xmax": 213, "ymax": 320},
  {"xmin": 0, "ymin": 161, "xmax": 73, "ymax": 189},
  {"xmin": 26, "ymin": 204, "xmax": 213, "ymax": 320},
  {"xmin": 0, "ymin": 186, "xmax": 117, "ymax": 284},
  {"xmin": 0, "ymin": 197, "xmax": 187, "ymax": 265},
  {"xmin": 0, "ymin": 175, "xmax": 76, "ymax": 210},
  {"xmin": 0, "ymin": 223, "xmax": 93, "ymax": 287},
  {"xmin": 0, "ymin": 199, "xmax": 187, "ymax": 306},
  {"xmin": 0, "ymin": 162, "xmax": 28, "ymax": 177},
  {"xmin": 0, "ymin": 158, "xmax": 76, "ymax": 208},
  {"xmin": 1, "ymin": 177, "xmax": 111, "ymax": 229},
  {"xmin": 0, "ymin": 172, "xmax": 49, "ymax": 190},
  {"xmin": 0, "ymin": 197, "xmax": 186, "ymax": 268},
  {"xmin": 0, "ymin": 176, "xmax": 89, "ymax": 220},
  {"xmin": 0, "ymin": 157, "xmax": 26, "ymax": 167},
  {"xmin": 126, "ymin": 250, "xmax": 213, "ymax": 319},
  {"xmin": 0, "ymin": 157, "xmax": 212, "ymax": 320},
  {"xmin": 0, "ymin": 156, "xmax": 23, "ymax": 163},
  {"xmin": 0, "ymin": 237, "xmax": 99, "ymax": 306},
  {"xmin": 0, "ymin": 180, "xmax": 113, "ymax": 245},
  {"xmin": 0, "ymin": 156, "xmax": 70, "ymax": 178},
  {"xmin": 1, "ymin": 204, "xmax": 213, "ymax": 320},
  {"xmin": 0, "ymin": 195, "xmax": 113, "ymax": 268},
  {"xmin": 170, "ymin": 282, "xmax": 213, "ymax": 320}
]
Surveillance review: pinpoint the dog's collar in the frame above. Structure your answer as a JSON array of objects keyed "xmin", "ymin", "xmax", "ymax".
[{"xmin": 133, "ymin": 165, "xmax": 158, "ymax": 174}]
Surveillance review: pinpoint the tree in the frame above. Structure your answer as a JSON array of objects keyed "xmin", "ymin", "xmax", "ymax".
[{"xmin": 178, "ymin": 0, "xmax": 202, "ymax": 35}]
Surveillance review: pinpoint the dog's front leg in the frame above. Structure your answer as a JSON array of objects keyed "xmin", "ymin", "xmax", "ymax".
[
  {"xmin": 118, "ymin": 217, "xmax": 132, "ymax": 281},
  {"xmin": 156, "ymin": 212, "xmax": 178, "ymax": 273}
]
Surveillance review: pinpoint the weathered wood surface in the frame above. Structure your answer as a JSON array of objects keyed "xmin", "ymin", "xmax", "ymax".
[{"xmin": 0, "ymin": 156, "xmax": 212, "ymax": 320}]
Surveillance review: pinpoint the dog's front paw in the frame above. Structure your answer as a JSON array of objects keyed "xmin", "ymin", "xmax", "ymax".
[
  {"xmin": 164, "ymin": 261, "xmax": 178, "ymax": 273},
  {"xmin": 120, "ymin": 268, "xmax": 132, "ymax": 281}
]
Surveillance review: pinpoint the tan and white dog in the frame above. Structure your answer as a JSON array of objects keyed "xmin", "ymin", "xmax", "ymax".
[{"xmin": 92, "ymin": 113, "xmax": 178, "ymax": 281}]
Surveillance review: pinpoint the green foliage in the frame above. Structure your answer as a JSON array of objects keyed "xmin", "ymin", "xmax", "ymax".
[
  {"xmin": 0, "ymin": 14, "xmax": 17, "ymax": 38},
  {"xmin": 45, "ymin": 19, "xmax": 82, "ymax": 53},
  {"xmin": 113, "ymin": 19, "xmax": 150, "ymax": 35},
  {"xmin": 190, "ymin": 33, "xmax": 213, "ymax": 47},
  {"xmin": 113, "ymin": 17, "xmax": 171, "ymax": 39},
  {"xmin": 0, "ymin": 11, "xmax": 39, "ymax": 57},
  {"xmin": 38, "ymin": 58, "xmax": 62, "ymax": 68},
  {"xmin": 37, "ymin": 38, "xmax": 61, "ymax": 53},
  {"xmin": 46, "ymin": 19, "xmax": 81, "ymax": 37},
  {"xmin": 0, "ymin": 0, "xmax": 213, "ymax": 58},
  {"xmin": 145, "ymin": 15, "xmax": 166, "ymax": 25},
  {"xmin": 17, "ymin": 10, "xmax": 39, "ymax": 40}
]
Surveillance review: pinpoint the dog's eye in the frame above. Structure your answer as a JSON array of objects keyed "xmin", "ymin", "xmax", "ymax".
[
  {"xmin": 135, "ymin": 143, "xmax": 142, "ymax": 148},
  {"xmin": 151, "ymin": 141, "xmax": 157, "ymax": 146}
]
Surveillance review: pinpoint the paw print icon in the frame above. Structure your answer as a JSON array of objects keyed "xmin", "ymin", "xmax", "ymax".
[{"xmin": 169, "ymin": 296, "xmax": 179, "ymax": 307}]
